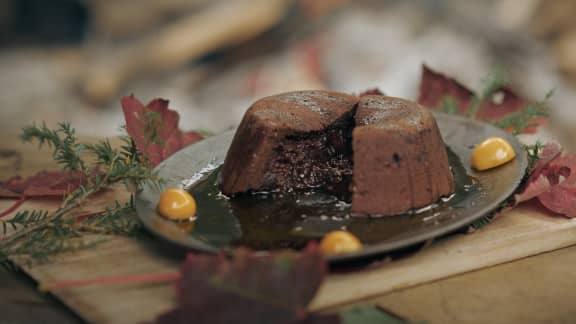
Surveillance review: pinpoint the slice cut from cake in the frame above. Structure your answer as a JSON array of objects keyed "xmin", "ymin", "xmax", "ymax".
[
  {"xmin": 351, "ymin": 95, "xmax": 454, "ymax": 215},
  {"xmin": 220, "ymin": 90, "xmax": 357, "ymax": 196}
]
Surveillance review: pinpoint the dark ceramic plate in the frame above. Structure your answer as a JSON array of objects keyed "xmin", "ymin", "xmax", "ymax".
[{"xmin": 135, "ymin": 113, "xmax": 527, "ymax": 263}]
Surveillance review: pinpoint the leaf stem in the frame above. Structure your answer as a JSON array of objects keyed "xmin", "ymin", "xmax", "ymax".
[{"xmin": 3, "ymin": 122, "xmax": 162, "ymax": 263}]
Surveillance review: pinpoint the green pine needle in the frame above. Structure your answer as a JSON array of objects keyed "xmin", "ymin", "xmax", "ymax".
[
  {"xmin": 143, "ymin": 110, "xmax": 163, "ymax": 145},
  {"xmin": 478, "ymin": 66, "xmax": 510, "ymax": 100},
  {"xmin": 524, "ymin": 141, "xmax": 544, "ymax": 173},
  {"xmin": 1, "ymin": 122, "xmax": 165, "ymax": 265},
  {"xmin": 1, "ymin": 210, "xmax": 50, "ymax": 235},
  {"xmin": 21, "ymin": 122, "xmax": 88, "ymax": 173},
  {"xmin": 493, "ymin": 102, "xmax": 549, "ymax": 135},
  {"xmin": 437, "ymin": 67, "xmax": 551, "ymax": 136}
]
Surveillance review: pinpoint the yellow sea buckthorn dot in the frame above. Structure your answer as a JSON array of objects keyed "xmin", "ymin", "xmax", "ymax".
[
  {"xmin": 320, "ymin": 230, "xmax": 362, "ymax": 255},
  {"xmin": 471, "ymin": 137, "xmax": 516, "ymax": 171},
  {"xmin": 157, "ymin": 188, "xmax": 197, "ymax": 220}
]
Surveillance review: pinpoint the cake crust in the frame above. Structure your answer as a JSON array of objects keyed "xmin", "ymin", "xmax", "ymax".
[{"xmin": 351, "ymin": 95, "xmax": 454, "ymax": 215}]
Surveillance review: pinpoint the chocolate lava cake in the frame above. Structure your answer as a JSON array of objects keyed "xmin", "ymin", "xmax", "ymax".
[{"xmin": 219, "ymin": 90, "xmax": 454, "ymax": 216}]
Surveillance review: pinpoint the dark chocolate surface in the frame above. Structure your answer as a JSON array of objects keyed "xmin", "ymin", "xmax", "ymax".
[{"xmin": 219, "ymin": 90, "xmax": 357, "ymax": 195}]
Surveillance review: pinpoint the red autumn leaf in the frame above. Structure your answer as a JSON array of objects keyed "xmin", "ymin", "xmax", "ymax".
[
  {"xmin": 0, "ymin": 170, "xmax": 93, "ymax": 217},
  {"xmin": 417, "ymin": 65, "xmax": 546, "ymax": 134},
  {"xmin": 0, "ymin": 170, "xmax": 88, "ymax": 199},
  {"xmin": 156, "ymin": 244, "xmax": 334, "ymax": 324},
  {"xmin": 121, "ymin": 95, "xmax": 203, "ymax": 167},
  {"xmin": 532, "ymin": 142, "xmax": 564, "ymax": 172},
  {"xmin": 475, "ymin": 86, "xmax": 524, "ymax": 120},
  {"xmin": 515, "ymin": 142, "xmax": 576, "ymax": 218},
  {"xmin": 418, "ymin": 65, "xmax": 473, "ymax": 115},
  {"xmin": 358, "ymin": 88, "xmax": 385, "ymax": 97},
  {"xmin": 515, "ymin": 142, "xmax": 563, "ymax": 202},
  {"xmin": 536, "ymin": 155, "xmax": 576, "ymax": 218}
]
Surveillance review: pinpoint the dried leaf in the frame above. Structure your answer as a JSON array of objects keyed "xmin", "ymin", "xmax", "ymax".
[
  {"xmin": 359, "ymin": 88, "xmax": 385, "ymax": 97},
  {"xmin": 157, "ymin": 244, "xmax": 329, "ymax": 324},
  {"xmin": 515, "ymin": 142, "xmax": 563, "ymax": 202},
  {"xmin": 418, "ymin": 65, "xmax": 473, "ymax": 115},
  {"xmin": 532, "ymin": 142, "xmax": 563, "ymax": 171},
  {"xmin": 475, "ymin": 86, "xmax": 525, "ymax": 121},
  {"xmin": 417, "ymin": 65, "xmax": 546, "ymax": 134},
  {"xmin": 121, "ymin": 96, "xmax": 203, "ymax": 166},
  {"xmin": 536, "ymin": 155, "xmax": 576, "ymax": 218},
  {"xmin": 0, "ymin": 170, "xmax": 88, "ymax": 199},
  {"xmin": 515, "ymin": 142, "xmax": 576, "ymax": 217}
]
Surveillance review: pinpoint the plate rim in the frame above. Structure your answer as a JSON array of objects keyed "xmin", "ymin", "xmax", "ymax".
[{"xmin": 135, "ymin": 112, "xmax": 528, "ymax": 262}]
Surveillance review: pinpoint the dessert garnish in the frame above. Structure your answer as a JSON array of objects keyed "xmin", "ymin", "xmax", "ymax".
[
  {"xmin": 320, "ymin": 230, "xmax": 362, "ymax": 255},
  {"xmin": 157, "ymin": 188, "xmax": 197, "ymax": 220},
  {"xmin": 471, "ymin": 137, "xmax": 516, "ymax": 171}
]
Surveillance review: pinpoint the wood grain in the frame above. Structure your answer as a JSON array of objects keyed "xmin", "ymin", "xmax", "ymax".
[
  {"xmin": 310, "ymin": 204, "xmax": 576, "ymax": 310},
  {"xmin": 374, "ymin": 244, "xmax": 576, "ymax": 324}
]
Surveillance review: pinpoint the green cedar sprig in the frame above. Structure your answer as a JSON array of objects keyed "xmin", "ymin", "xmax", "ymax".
[
  {"xmin": 494, "ymin": 91, "xmax": 553, "ymax": 135},
  {"xmin": 524, "ymin": 141, "xmax": 544, "ymax": 173},
  {"xmin": 21, "ymin": 122, "xmax": 88, "ymax": 173},
  {"xmin": 1, "ymin": 123, "xmax": 163, "ymax": 266},
  {"xmin": 1, "ymin": 200, "xmax": 141, "ymax": 265}
]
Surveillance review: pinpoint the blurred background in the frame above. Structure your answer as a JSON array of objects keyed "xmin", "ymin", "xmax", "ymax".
[{"xmin": 0, "ymin": 0, "xmax": 575, "ymax": 145}]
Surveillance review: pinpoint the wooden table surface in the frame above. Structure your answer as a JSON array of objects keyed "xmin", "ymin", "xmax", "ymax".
[{"xmin": 2, "ymin": 132, "xmax": 576, "ymax": 324}]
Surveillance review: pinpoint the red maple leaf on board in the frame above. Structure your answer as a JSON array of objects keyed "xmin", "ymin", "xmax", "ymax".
[
  {"xmin": 156, "ymin": 244, "xmax": 338, "ymax": 324},
  {"xmin": 121, "ymin": 95, "xmax": 203, "ymax": 167},
  {"xmin": 0, "ymin": 170, "xmax": 93, "ymax": 217},
  {"xmin": 515, "ymin": 142, "xmax": 576, "ymax": 218},
  {"xmin": 41, "ymin": 244, "xmax": 395, "ymax": 323},
  {"xmin": 0, "ymin": 170, "xmax": 88, "ymax": 199},
  {"xmin": 358, "ymin": 88, "xmax": 385, "ymax": 97},
  {"xmin": 417, "ymin": 65, "xmax": 547, "ymax": 134},
  {"xmin": 514, "ymin": 142, "xmax": 563, "ymax": 203}
]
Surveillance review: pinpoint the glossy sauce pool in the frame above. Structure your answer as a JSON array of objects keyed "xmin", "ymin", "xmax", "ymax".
[{"xmin": 183, "ymin": 148, "xmax": 479, "ymax": 250}]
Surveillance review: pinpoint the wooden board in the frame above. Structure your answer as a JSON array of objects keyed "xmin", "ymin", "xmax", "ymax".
[
  {"xmin": 3, "ymin": 135, "xmax": 576, "ymax": 323},
  {"xmin": 2, "ymin": 194, "xmax": 575, "ymax": 323},
  {"xmin": 373, "ymin": 244, "xmax": 576, "ymax": 323},
  {"xmin": 311, "ymin": 203, "xmax": 576, "ymax": 310}
]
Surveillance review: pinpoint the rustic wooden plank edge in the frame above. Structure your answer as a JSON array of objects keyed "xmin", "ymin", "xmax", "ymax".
[{"xmin": 309, "ymin": 204, "xmax": 576, "ymax": 310}]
